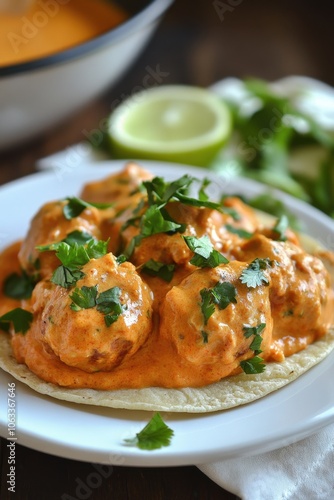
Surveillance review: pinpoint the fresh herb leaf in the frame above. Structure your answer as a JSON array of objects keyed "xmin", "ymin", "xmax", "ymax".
[
  {"xmin": 242, "ymin": 323, "xmax": 266, "ymax": 338},
  {"xmin": 39, "ymin": 234, "xmax": 108, "ymax": 289},
  {"xmin": 140, "ymin": 205, "xmax": 181, "ymax": 237},
  {"xmin": 243, "ymin": 323, "xmax": 266, "ymax": 355},
  {"xmin": 51, "ymin": 266, "xmax": 85, "ymax": 289},
  {"xmin": 211, "ymin": 282, "xmax": 237, "ymax": 309},
  {"xmin": 200, "ymin": 288, "xmax": 216, "ymax": 325},
  {"xmin": 96, "ymin": 287, "xmax": 123, "ymax": 315},
  {"xmin": 240, "ymin": 258, "xmax": 271, "ymax": 288},
  {"xmin": 240, "ymin": 322, "xmax": 266, "ymax": 373},
  {"xmin": 124, "ymin": 413, "xmax": 174, "ymax": 450},
  {"xmin": 69, "ymin": 285, "xmax": 125, "ymax": 326},
  {"xmin": 63, "ymin": 197, "xmax": 112, "ymax": 220},
  {"xmin": 201, "ymin": 330, "xmax": 209, "ymax": 343},
  {"xmin": 225, "ymin": 224, "xmax": 253, "ymax": 239},
  {"xmin": 70, "ymin": 286, "xmax": 98, "ymax": 311},
  {"xmin": 200, "ymin": 281, "xmax": 237, "ymax": 324},
  {"xmin": 141, "ymin": 260, "xmax": 175, "ymax": 282},
  {"xmin": 0, "ymin": 308, "xmax": 33, "ymax": 334},
  {"xmin": 240, "ymin": 356, "xmax": 266, "ymax": 374},
  {"xmin": 3, "ymin": 271, "xmax": 36, "ymax": 300},
  {"xmin": 184, "ymin": 235, "xmax": 229, "ymax": 268},
  {"xmin": 272, "ymin": 215, "xmax": 289, "ymax": 241}
]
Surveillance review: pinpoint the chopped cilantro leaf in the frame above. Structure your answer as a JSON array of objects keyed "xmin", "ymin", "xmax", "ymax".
[
  {"xmin": 272, "ymin": 215, "xmax": 289, "ymax": 241},
  {"xmin": 201, "ymin": 330, "xmax": 209, "ymax": 343},
  {"xmin": 69, "ymin": 285, "xmax": 125, "ymax": 326},
  {"xmin": 0, "ymin": 308, "xmax": 33, "ymax": 334},
  {"xmin": 63, "ymin": 197, "xmax": 112, "ymax": 220},
  {"xmin": 3, "ymin": 271, "xmax": 37, "ymax": 300},
  {"xmin": 200, "ymin": 288, "xmax": 216, "ymax": 325},
  {"xmin": 239, "ymin": 258, "xmax": 272, "ymax": 288},
  {"xmin": 140, "ymin": 205, "xmax": 181, "ymax": 237},
  {"xmin": 241, "ymin": 323, "xmax": 266, "ymax": 372},
  {"xmin": 200, "ymin": 281, "xmax": 237, "ymax": 324},
  {"xmin": 124, "ymin": 413, "xmax": 174, "ymax": 450},
  {"xmin": 242, "ymin": 323, "xmax": 266, "ymax": 338},
  {"xmin": 141, "ymin": 260, "xmax": 175, "ymax": 282},
  {"xmin": 38, "ymin": 234, "xmax": 108, "ymax": 289},
  {"xmin": 70, "ymin": 286, "xmax": 98, "ymax": 311},
  {"xmin": 240, "ymin": 356, "xmax": 266, "ymax": 374},
  {"xmin": 96, "ymin": 287, "xmax": 123, "ymax": 315},
  {"xmin": 249, "ymin": 334, "xmax": 263, "ymax": 354},
  {"xmin": 51, "ymin": 266, "xmax": 85, "ymax": 289},
  {"xmin": 183, "ymin": 235, "xmax": 229, "ymax": 268},
  {"xmin": 225, "ymin": 224, "xmax": 253, "ymax": 239}
]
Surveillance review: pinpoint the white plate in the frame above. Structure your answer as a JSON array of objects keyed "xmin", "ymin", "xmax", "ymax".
[{"xmin": 1, "ymin": 160, "xmax": 334, "ymax": 467}]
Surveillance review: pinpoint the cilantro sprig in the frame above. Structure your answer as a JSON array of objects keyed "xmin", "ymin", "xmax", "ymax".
[
  {"xmin": 239, "ymin": 258, "xmax": 272, "ymax": 288},
  {"xmin": 272, "ymin": 215, "xmax": 289, "ymax": 241},
  {"xmin": 123, "ymin": 175, "xmax": 239, "ymax": 258},
  {"xmin": 200, "ymin": 281, "xmax": 237, "ymax": 325},
  {"xmin": 141, "ymin": 260, "xmax": 175, "ymax": 282},
  {"xmin": 240, "ymin": 322, "xmax": 266, "ymax": 374},
  {"xmin": 63, "ymin": 198, "xmax": 112, "ymax": 220},
  {"xmin": 124, "ymin": 413, "xmax": 174, "ymax": 450},
  {"xmin": 0, "ymin": 308, "xmax": 33, "ymax": 334},
  {"xmin": 37, "ymin": 231, "xmax": 109, "ymax": 288},
  {"xmin": 183, "ymin": 235, "xmax": 229, "ymax": 268},
  {"xmin": 70, "ymin": 285, "xmax": 125, "ymax": 326},
  {"xmin": 3, "ymin": 270, "xmax": 37, "ymax": 300}
]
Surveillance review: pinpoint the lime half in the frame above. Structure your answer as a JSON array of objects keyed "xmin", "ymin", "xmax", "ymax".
[{"xmin": 107, "ymin": 85, "xmax": 232, "ymax": 166}]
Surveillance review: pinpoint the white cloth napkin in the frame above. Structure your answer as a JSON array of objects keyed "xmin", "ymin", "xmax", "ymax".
[{"xmin": 198, "ymin": 422, "xmax": 334, "ymax": 500}]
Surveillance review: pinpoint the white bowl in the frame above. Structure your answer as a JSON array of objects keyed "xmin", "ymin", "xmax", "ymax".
[{"xmin": 0, "ymin": 0, "xmax": 174, "ymax": 150}]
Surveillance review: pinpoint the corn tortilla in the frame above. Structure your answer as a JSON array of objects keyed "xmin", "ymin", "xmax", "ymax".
[{"xmin": 0, "ymin": 210, "xmax": 333, "ymax": 413}]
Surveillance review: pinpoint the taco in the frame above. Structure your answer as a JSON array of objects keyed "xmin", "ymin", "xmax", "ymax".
[{"xmin": 0, "ymin": 163, "xmax": 333, "ymax": 412}]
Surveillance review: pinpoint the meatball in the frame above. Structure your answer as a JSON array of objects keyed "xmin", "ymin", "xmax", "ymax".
[
  {"xmin": 109, "ymin": 198, "xmax": 260, "ymax": 266},
  {"xmin": 32, "ymin": 253, "xmax": 153, "ymax": 372},
  {"xmin": 19, "ymin": 200, "xmax": 104, "ymax": 280},
  {"xmin": 159, "ymin": 261, "xmax": 273, "ymax": 366},
  {"xmin": 80, "ymin": 162, "xmax": 153, "ymax": 209},
  {"xmin": 233, "ymin": 234, "xmax": 334, "ymax": 350}
]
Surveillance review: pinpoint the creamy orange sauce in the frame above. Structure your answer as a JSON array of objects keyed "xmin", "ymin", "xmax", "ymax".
[
  {"xmin": 0, "ymin": 0, "xmax": 127, "ymax": 67},
  {"xmin": 1, "ymin": 163, "xmax": 334, "ymax": 390}
]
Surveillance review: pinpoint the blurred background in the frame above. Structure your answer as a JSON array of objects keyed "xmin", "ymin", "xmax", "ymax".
[{"xmin": 1, "ymin": 0, "xmax": 333, "ymax": 180}]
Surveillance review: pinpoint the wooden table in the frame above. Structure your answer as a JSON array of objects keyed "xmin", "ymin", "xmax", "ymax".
[{"xmin": 1, "ymin": 1, "xmax": 333, "ymax": 498}]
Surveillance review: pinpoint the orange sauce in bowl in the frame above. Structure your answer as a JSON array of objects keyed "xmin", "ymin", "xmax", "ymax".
[{"xmin": 0, "ymin": 0, "xmax": 127, "ymax": 67}]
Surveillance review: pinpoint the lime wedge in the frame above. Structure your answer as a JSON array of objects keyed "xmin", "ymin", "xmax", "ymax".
[{"xmin": 107, "ymin": 85, "xmax": 232, "ymax": 166}]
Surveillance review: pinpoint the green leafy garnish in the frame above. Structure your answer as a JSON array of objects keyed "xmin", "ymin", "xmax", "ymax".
[
  {"xmin": 70, "ymin": 285, "xmax": 98, "ymax": 311},
  {"xmin": 38, "ymin": 232, "xmax": 109, "ymax": 289},
  {"xmin": 243, "ymin": 323, "xmax": 266, "ymax": 355},
  {"xmin": 124, "ymin": 413, "xmax": 174, "ymax": 450},
  {"xmin": 0, "ymin": 308, "xmax": 33, "ymax": 334},
  {"xmin": 272, "ymin": 215, "xmax": 289, "ymax": 241},
  {"xmin": 140, "ymin": 205, "xmax": 182, "ymax": 237},
  {"xmin": 141, "ymin": 260, "xmax": 175, "ymax": 282},
  {"xmin": 240, "ymin": 356, "xmax": 266, "ymax": 374},
  {"xmin": 123, "ymin": 174, "xmax": 238, "ymax": 258},
  {"xmin": 225, "ymin": 224, "xmax": 253, "ymax": 239},
  {"xmin": 201, "ymin": 330, "xmax": 209, "ymax": 343},
  {"xmin": 240, "ymin": 323, "xmax": 266, "ymax": 374},
  {"xmin": 51, "ymin": 266, "xmax": 85, "ymax": 289},
  {"xmin": 3, "ymin": 271, "xmax": 37, "ymax": 300},
  {"xmin": 183, "ymin": 235, "xmax": 229, "ymax": 268},
  {"xmin": 213, "ymin": 77, "xmax": 334, "ymax": 217},
  {"xmin": 247, "ymin": 193, "xmax": 301, "ymax": 230},
  {"xmin": 70, "ymin": 285, "xmax": 124, "ymax": 326},
  {"xmin": 63, "ymin": 197, "xmax": 112, "ymax": 220},
  {"xmin": 239, "ymin": 258, "xmax": 272, "ymax": 288},
  {"xmin": 200, "ymin": 281, "xmax": 237, "ymax": 324}
]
